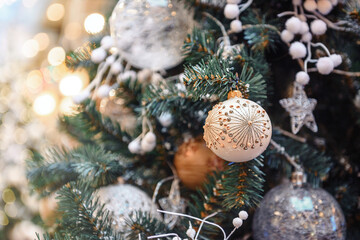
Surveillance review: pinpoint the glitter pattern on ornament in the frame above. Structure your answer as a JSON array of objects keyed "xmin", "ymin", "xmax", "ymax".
[
  {"xmin": 110, "ymin": 0, "xmax": 193, "ymax": 70},
  {"xmin": 253, "ymin": 182, "xmax": 346, "ymax": 240}
]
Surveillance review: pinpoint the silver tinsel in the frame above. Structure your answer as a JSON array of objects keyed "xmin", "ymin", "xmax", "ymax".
[
  {"xmin": 253, "ymin": 182, "xmax": 346, "ymax": 240},
  {"xmin": 110, "ymin": 0, "xmax": 193, "ymax": 70}
]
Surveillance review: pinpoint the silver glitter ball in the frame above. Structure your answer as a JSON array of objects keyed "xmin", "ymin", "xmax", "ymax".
[
  {"xmin": 96, "ymin": 183, "xmax": 162, "ymax": 233},
  {"xmin": 253, "ymin": 182, "xmax": 346, "ymax": 240},
  {"xmin": 110, "ymin": 0, "xmax": 193, "ymax": 70}
]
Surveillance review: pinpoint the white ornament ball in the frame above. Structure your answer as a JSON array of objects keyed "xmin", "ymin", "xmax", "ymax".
[
  {"xmin": 106, "ymin": 55, "xmax": 116, "ymax": 65},
  {"xmin": 239, "ymin": 210, "xmax": 249, "ymax": 220},
  {"xmin": 158, "ymin": 112, "xmax": 173, "ymax": 127},
  {"xmin": 204, "ymin": 97, "xmax": 272, "ymax": 162},
  {"xmin": 186, "ymin": 228, "xmax": 196, "ymax": 239},
  {"xmin": 110, "ymin": 61, "xmax": 123, "ymax": 75},
  {"xmin": 91, "ymin": 47, "xmax": 107, "ymax": 63},
  {"xmin": 230, "ymin": 20, "xmax": 243, "ymax": 33},
  {"xmin": 295, "ymin": 71, "xmax": 310, "ymax": 85},
  {"xmin": 310, "ymin": 19, "xmax": 327, "ymax": 35},
  {"xmin": 292, "ymin": 0, "xmax": 302, "ymax": 5},
  {"xmin": 304, "ymin": 0, "xmax": 317, "ymax": 12},
  {"xmin": 281, "ymin": 30, "xmax": 294, "ymax": 43},
  {"xmin": 317, "ymin": 57, "xmax": 334, "ymax": 75},
  {"xmin": 101, "ymin": 36, "xmax": 114, "ymax": 50},
  {"xmin": 317, "ymin": 0, "xmax": 333, "ymax": 15},
  {"xmin": 118, "ymin": 70, "xmax": 137, "ymax": 83},
  {"xmin": 301, "ymin": 32, "xmax": 313, "ymax": 42},
  {"xmin": 128, "ymin": 138, "xmax": 142, "ymax": 154},
  {"xmin": 110, "ymin": 0, "xmax": 193, "ymax": 70},
  {"xmin": 289, "ymin": 41, "xmax": 307, "ymax": 59},
  {"xmin": 299, "ymin": 21, "xmax": 310, "ymax": 34},
  {"xmin": 233, "ymin": 217, "xmax": 243, "ymax": 228},
  {"xmin": 330, "ymin": 54, "xmax": 342, "ymax": 67},
  {"xmin": 97, "ymin": 84, "xmax": 111, "ymax": 98},
  {"xmin": 285, "ymin": 17, "xmax": 302, "ymax": 34},
  {"xmin": 73, "ymin": 90, "xmax": 90, "ymax": 104},
  {"xmin": 224, "ymin": 4, "xmax": 240, "ymax": 19},
  {"xmin": 227, "ymin": 0, "xmax": 242, "ymax": 4},
  {"xmin": 95, "ymin": 184, "xmax": 161, "ymax": 233}
]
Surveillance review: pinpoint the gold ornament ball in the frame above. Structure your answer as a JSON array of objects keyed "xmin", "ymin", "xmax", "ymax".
[
  {"xmin": 39, "ymin": 194, "xmax": 59, "ymax": 226},
  {"xmin": 204, "ymin": 97, "xmax": 272, "ymax": 162},
  {"xmin": 174, "ymin": 138, "xmax": 224, "ymax": 190}
]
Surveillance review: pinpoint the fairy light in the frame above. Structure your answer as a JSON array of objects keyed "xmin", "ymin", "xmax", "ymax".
[
  {"xmin": 48, "ymin": 47, "xmax": 66, "ymax": 66},
  {"xmin": 22, "ymin": 39, "xmax": 39, "ymax": 58},
  {"xmin": 84, "ymin": 13, "xmax": 105, "ymax": 34},
  {"xmin": 33, "ymin": 32, "xmax": 50, "ymax": 51},
  {"xmin": 33, "ymin": 93, "xmax": 57, "ymax": 116},
  {"xmin": 59, "ymin": 97, "xmax": 75, "ymax": 115},
  {"xmin": 59, "ymin": 74, "xmax": 84, "ymax": 96},
  {"xmin": 46, "ymin": 3, "xmax": 65, "ymax": 22}
]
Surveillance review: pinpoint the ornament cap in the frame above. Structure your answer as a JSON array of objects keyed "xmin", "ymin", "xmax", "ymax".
[
  {"xmin": 291, "ymin": 170, "xmax": 306, "ymax": 187},
  {"xmin": 227, "ymin": 90, "xmax": 243, "ymax": 99}
]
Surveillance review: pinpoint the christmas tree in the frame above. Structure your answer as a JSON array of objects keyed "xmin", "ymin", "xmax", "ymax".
[{"xmin": 27, "ymin": 0, "xmax": 360, "ymax": 239}]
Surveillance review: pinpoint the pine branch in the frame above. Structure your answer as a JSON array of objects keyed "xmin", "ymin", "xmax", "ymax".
[
  {"xmin": 125, "ymin": 211, "xmax": 170, "ymax": 239},
  {"xmin": 57, "ymin": 182, "xmax": 123, "ymax": 239},
  {"xmin": 61, "ymin": 99, "xmax": 131, "ymax": 153},
  {"xmin": 27, "ymin": 145, "xmax": 130, "ymax": 195},
  {"xmin": 266, "ymin": 132, "xmax": 332, "ymax": 187}
]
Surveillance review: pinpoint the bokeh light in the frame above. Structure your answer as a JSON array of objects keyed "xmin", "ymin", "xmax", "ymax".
[
  {"xmin": 22, "ymin": 0, "xmax": 37, "ymax": 8},
  {"xmin": 65, "ymin": 22, "xmax": 82, "ymax": 40},
  {"xmin": 33, "ymin": 93, "xmax": 57, "ymax": 116},
  {"xmin": 46, "ymin": 3, "xmax": 65, "ymax": 22},
  {"xmin": 33, "ymin": 32, "xmax": 50, "ymax": 51},
  {"xmin": 2, "ymin": 188, "xmax": 16, "ymax": 203},
  {"xmin": 84, "ymin": 13, "xmax": 105, "ymax": 34},
  {"xmin": 0, "ymin": 210, "xmax": 9, "ymax": 226},
  {"xmin": 59, "ymin": 97, "xmax": 75, "ymax": 115},
  {"xmin": 48, "ymin": 47, "xmax": 66, "ymax": 66},
  {"xmin": 59, "ymin": 74, "xmax": 84, "ymax": 96},
  {"xmin": 22, "ymin": 39, "xmax": 39, "ymax": 58},
  {"xmin": 26, "ymin": 70, "xmax": 43, "ymax": 93}
]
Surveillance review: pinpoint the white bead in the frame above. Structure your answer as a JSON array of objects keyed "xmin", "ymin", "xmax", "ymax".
[
  {"xmin": 204, "ymin": 97, "xmax": 272, "ymax": 162},
  {"xmin": 329, "ymin": 54, "xmax": 342, "ymax": 67},
  {"xmin": 232, "ymin": 217, "xmax": 243, "ymax": 228},
  {"xmin": 97, "ymin": 84, "xmax": 111, "ymax": 98},
  {"xmin": 295, "ymin": 71, "xmax": 310, "ymax": 85},
  {"xmin": 118, "ymin": 70, "xmax": 137, "ymax": 82},
  {"xmin": 310, "ymin": 19, "xmax": 327, "ymax": 35},
  {"xmin": 137, "ymin": 69, "xmax": 153, "ymax": 83},
  {"xmin": 330, "ymin": 0, "xmax": 338, "ymax": 5},
  {"xmin": 224, "ymin": 4, "xmax": 240, "ymax": 19},
  {"xmin": 91, "ymin": 47, "xmax": 107, "ymax": 63},
  {"xmin": 227, "ymin": 0, "xmax": 241, "ymax": 3},
  {"xmin": 100, "ymin": 36, "xmax": 114, "ymax": 50},
  {"xmin": 317, "ymin": 0, "xmax": 333, "ymax": 15},
  {"xmin": 128, "ymin": 139, "xmax": 142, "ymax": 154},
  {"xmin": 73, "ymin": 90, "xmax": 90, "ymax": 104},
  {"xmin": 238, "ymin": 210, "xmax": 249, "ymax": 220},
  {"xmin": 304, "ymin": 0, "xmax": 317, "ymax": 11},
  {"xmin": 281, "ymin": 30, "xmax": 294, "ymax": 43},
  {"xmin": 110, "ymin": 62, "xmax": 123, "ymax": 75},
  {"xmin": 285, "ymin": 17, "xmax": 302, "ymax": 34},
  {"xmin": 292, "ymin": 0, "xmax": 302, "ymax": 5},
  {"xmin": 301, "ymin": 32, "xmax": 313, "ymax": 42},
  {"xmin": 186, "ymin": 228, "xmax": 196, "ymax": 239},
  {"xmin": 230, "ymin": 20, "xmax": 243, "ymax": 33},
  {"xmin": 172, "ymin": 237, "xmax": 181, "ymax": 240},
  {"xmin": 158, "ymin": 112, "xmax": 173, "ymax": 127},
  {"xmin": 141, "ymin": 139, "xmax": 156, "ymax": 152},
  {"xmin": 299, "ymin": 21, "xmax": 309, "ymax": 34},
  {"xmin": 106, "ymin": 55, "xmax": 116, "ymax": 64},
  {"xmin": 316, "ymin": 57, "xmax": 334, "ymax": 75},
  {"xmin": 289, "ymin": 41, "xmax": 307, "ymax": 59},
  {"xmin": 143, "ymin": 132, "xmax": 156, "ymax": 144}
]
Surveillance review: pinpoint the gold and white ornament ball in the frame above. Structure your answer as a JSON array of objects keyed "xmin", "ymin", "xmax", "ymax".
[{"xmin": 203, "ymin": 91, "xmax": 272, "ymax": 162}]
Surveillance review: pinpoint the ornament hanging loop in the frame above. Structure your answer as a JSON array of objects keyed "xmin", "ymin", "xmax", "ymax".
[{"xmin": 291, "ymin": 169, "xmax": 306, "ymax": 187}]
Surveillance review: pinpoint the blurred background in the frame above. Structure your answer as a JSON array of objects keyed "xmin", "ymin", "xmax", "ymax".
[{"xmin": 0, "ymin": 1, "xmax": 115, "ymax": 238}]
